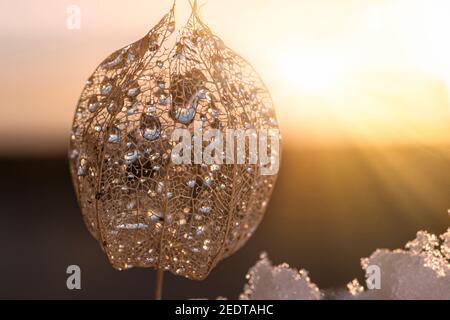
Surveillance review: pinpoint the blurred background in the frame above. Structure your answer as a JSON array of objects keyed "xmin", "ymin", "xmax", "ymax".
[{"xmin": 0, "ymin": 0, "xmax": 449, "ymax": 299}]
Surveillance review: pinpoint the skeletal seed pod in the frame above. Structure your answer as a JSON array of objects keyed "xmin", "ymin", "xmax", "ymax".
[{"xmin": 69, "ymin": 2, "xmax": 281, "ymax": 280}]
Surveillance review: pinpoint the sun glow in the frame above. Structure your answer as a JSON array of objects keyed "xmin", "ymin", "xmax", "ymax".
[
  {"xmin": 260, "ymin": 0, "xmax": 450, "ymax": 145},
  {"xmin": 0, "ymin": 0, "xmax": 450, "ymax": 151},
  {"xmin": 277, "ymin": 50, "xmax": 349, "ymax": 94},
  {"xmin": 273, "ymin": 0, "xmax": 450, "ymax": 94}
]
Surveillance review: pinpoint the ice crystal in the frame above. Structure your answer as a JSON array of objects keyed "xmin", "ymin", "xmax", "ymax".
[
  {"xmin": 237, "ymin": 224, "xmax": 449, "ymax": 300},
  {"xmin": 441, "ymin": 229, "xmax": 450, "ymax": 260},
  {"xmin": 352, "ymin": 228, "xmax": 450, "ymax": 300},
  {"xmin": 239, "ymin": 253, "xmax": 322, "ymax": 300},
  {"xmin": 347, "ymin": 279, "xmax": 364, "ymax": 296}
]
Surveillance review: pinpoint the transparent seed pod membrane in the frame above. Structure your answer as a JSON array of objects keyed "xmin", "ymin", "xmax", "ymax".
[{"xmin": 69, "ymin": 1, "xmax": 280, "ymax": 280}]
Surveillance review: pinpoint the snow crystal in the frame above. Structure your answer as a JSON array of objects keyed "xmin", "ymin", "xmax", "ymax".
[
  {"xmin": 193, "ymin": 213, "xmax": 450, "ymax": 300},
  {"xmin": 440, "ymin": 229, "xmax": 450, "ymax": 260},
  {"xmin": 239, "ymin": 253, "xmax": 322, "ymax": 300},
  {"xmin": 347, "ymin": 279, "xmax": 364, "ymax": 296},
  {"xmin": 351, "ymin": 228, "xmax": 450, "ymax": 300},
  {"xmin": 238, "ymin": 226, "xmax": 449, "ymax": 300}
]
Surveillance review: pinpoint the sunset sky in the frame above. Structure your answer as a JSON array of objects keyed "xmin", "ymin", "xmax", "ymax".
[
  {"xmin": 1, "ymin": 1, "xmax": 449, "ymax": 300},
  {"xmin": 1, "ymin": 0, "xmax": 449, "ymax": 154}
]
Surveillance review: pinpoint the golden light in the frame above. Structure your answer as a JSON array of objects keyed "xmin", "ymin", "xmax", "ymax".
[
  {"xmin": 263, "ymin": 0, "xmax": 450, "ymax": 146},
  {"xmin": 277, "ymin": 49, "xmax": 349, "ymax": 94},
  {"xmin": 0, "ymin": 0, "xmax": 449, "ymax": 151},
  {"xmin": 388, "ymin": 0, "xmax": 450, "ymax": 86}
]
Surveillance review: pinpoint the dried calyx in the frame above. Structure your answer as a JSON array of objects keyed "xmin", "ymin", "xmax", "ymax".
[{"xmin": 69, "ymin": 0, "xmax": 280, "ymax": 280}]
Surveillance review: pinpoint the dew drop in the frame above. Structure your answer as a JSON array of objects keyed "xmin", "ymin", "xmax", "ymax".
[
  {"xmin": 196, "ymin": 226, "xmax": 205, "ymax": 236},
  {"xmin": 168, "ymin": 21, "xmax": 175, "ymax": 33},
  {"xmin": 127, "ymin": 104, "xmax": 138, "ymax": 115},
  {"xmin": 140, "ymin": 114, "xmax": 161, "ymax": 141},
  {"xmin": 269, "ymin": 117, "xmax": 278, "ymax": 127},
  {"xmin": 107, "ymin": 101, "xmax": 117, "ymax": 114},
  {"xmin": 156, "ymin": 182, "xmax": 164, "ymax": 193},
  {"xmin": 199, "ymin": 206, "xmax": 212, "ymax": 214},
  {"xmin": 116, "ymin": 223, "xmax": 148, "ymax": 230},
  {"xmin": 210, "ymin": 164, "xmax": 221, "ymax": 171},
  {"xmin": 69, "ymin": 149, "xmax": 79, "ymax": 160},
  {"xmin": 77, "ymin": 158, "xmax": 88, "ymax": 177},
  {"xmin": 126, "ymin": 201, "xmax": 136, "ymax": 210},
  {"xmin": 157, "ymin": 80, "xmax": 166, "ymax": 89},
  {"xmin": 108, "ymin": 132, "xmax": 120, "ymax": 144},
  {"xmin": 150, "ymin": 211, "xmax": 164, "ymax": 222},
  {"xmin": 101, "ymin": 83, "xmax": 113, "ymax": 96},
  {"xmin": 124, "ymin": 150, "xmax": 138, "ymax": 164},
  {"xmin": 204, "ymin": 176, "xmax": 214, "ymax": 187},
  {"xmin": 146, "ymin": 104, "xmax": 157, "ymax": 114},
  {"xmin": 88, "ymin": 97, "xmax": 99, "ymax": 113},
  {"xmin": 159, "ymin": 94, "xmax": 169, "ymax": 106},
  {"xmin": 127, "ymin": 51, "xmax": 135, "ymax": 65},
  {"xmin": 171, "ymin": 90, "xmax": 202, "ymax": 124},
  {"xmin": 187, "ymin": 179, "xmax": 196, "ymax": 188},
  {"xmin": 103, "ymin": 51, "xmax": 124, "ymax": 69},
  {"xmin": 209, "ymin": 109, "xmax": 218, "ymax": 119},
  {"xmin": 127, "ymin": 82, "xmax": 140, "ymax": 97}
]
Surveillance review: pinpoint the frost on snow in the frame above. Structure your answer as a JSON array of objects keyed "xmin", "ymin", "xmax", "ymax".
[
  {"xmin": 239, "ymin": 253, "xmax": 322, "ymax": 300},
  {"xmin": 239, "ymin": 227, "xmax": 449, "ymax": 300},
  {"xmin": 350, "ymin": 228, "xmax": 450, "ymax": 300}
]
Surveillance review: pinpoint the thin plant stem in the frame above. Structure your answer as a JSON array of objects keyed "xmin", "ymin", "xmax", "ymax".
[{"xmin": 155, "ymin": 269, "xmax": 164, "ymax": 300}]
